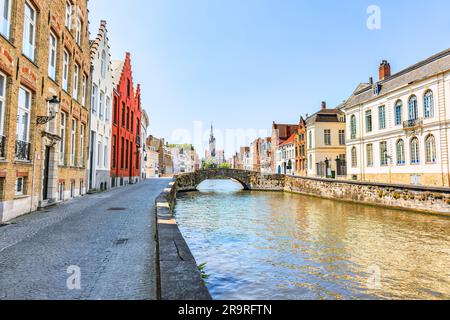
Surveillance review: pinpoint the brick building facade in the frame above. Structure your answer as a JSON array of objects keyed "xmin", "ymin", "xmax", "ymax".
[
  {"xmin": 0, "ymin": 0, "xmax": 90, "ymax": 222},
  {"xmin": 295, "ymin": 117, "xmax": 307, "ymax": 176},
  {"xmin": 110, "ymin": 53, "xmax": 142, "ymax": 187}
]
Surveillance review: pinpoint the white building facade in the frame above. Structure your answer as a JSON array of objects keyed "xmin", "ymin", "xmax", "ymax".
[
  {"xmin": 88, "ymin": 21, "xmax": 113, "ymax": 191},
  {"xmin": 276, "ymin": 134, "xmax": 296, "ymax": 175},
  {"xmin": 344, "ymin": 55, "xmax": 450, "ymax": 187}
]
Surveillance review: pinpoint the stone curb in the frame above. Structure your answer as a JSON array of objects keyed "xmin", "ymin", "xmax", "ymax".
[{"xmin": 155, "ymin": 179, "xmax": 212, "ymax": 300}]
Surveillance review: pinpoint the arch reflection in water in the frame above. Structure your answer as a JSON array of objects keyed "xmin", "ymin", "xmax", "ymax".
[
  {"xmin": 197, "ymin": 179, "xmax": 244, "ymax": 193},
  {"xmin": 174, "ymin": 182, "xmax": 450, "ymax": 300}
]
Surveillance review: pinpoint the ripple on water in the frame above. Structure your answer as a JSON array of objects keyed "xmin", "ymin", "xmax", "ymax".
[{"xmin": 175, "ymin": 179, "xmax": 450, "ymax": 300}]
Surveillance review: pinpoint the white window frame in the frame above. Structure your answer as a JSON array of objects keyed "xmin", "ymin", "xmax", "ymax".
[
  {"xmin": 0, "ymin": 0, "xmax": 12, "ymax": 39},
  {"xmin": 0, "ymin": 72, "xmax": 6, "ymax": 138},
  {"xmin": 17, "ymin": 87, "xmax": 31, "ymax": 143},
  {"xmin": 71, "ymin": 118, "xmax": 76, "ymax": 166},
  {"xmin": 99, "ymin": 90, "xmax": 104, "ymax": 120},
  {"xmin": 22, "ymin": 1, "xmax": 36, "ymax": 61},
  {"xmin": 65, "ymin": 0, "xmax": 72, "ymax": 30},
  {"xmin": 91, "ymin": 84, "xmax": 98, "ymax": 114},
  {"xmin": 62, "ymin": 50, "xmax": 69, "ymax": 91},
  {"xmin": 15, "ymin": 177, "xmax": 25, "ymax": 196},
  {"xmin": 60, "ymin": 112, "xmax": 67, "ymax": 165},
  {"xmin": 105, "ymin": 96, "xmax": 111, "ymax": 122},
  {"xmin": 80, "ymin": 123, "xmax": 85, "ymax": 166},
  {"xmin": 48, "ymin": 32, "xmax": 57, "ymax": 80},
  {"xmin": 82, "ymin": 74, "xmax": 87, "ymax": 106},
  {"xmin": 73, "ymin": 63, "xmax": 79, "ymax": 99},
  {"xmin": 76, "ymin": 15, "xmax": 81, "ymax": 45}
]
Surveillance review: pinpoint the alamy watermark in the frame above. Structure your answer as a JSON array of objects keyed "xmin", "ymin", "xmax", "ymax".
[
  {"xmin": 367, "ymin": 5, "xmax": 381, "ymax": 30},
  {"xmin": 67, "ymin": 265, "xmax": 81, "ymax": 290}
]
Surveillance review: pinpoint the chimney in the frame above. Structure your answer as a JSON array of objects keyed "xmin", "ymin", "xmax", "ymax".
[
  {"xmin": 321, "ymin": 101, "xmax": 326, "ymax": 110},
  {"xmin": 379, "ymin": 60, "xmax": 391, "ymax": 81}
]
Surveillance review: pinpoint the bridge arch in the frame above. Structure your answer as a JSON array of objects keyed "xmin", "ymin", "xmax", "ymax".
[{"xmin": 176, "ymin": 169, "xmax": 253, "ymax": 191}]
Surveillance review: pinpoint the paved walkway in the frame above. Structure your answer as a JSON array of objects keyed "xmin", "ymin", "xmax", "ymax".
[{"xmin": 0, "ymin": 178, "xmax": 170, "ymax": 300}]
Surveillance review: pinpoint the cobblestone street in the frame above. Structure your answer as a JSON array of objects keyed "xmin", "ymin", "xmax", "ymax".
[{"xmin": 0, "ymin": 178, "xmax": 170, "ymax": 300}]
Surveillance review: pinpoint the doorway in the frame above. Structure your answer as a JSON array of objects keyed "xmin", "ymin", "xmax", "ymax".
[{"xmin": 42, "ymin": 146, "xmax": 51, "ymax": 200}]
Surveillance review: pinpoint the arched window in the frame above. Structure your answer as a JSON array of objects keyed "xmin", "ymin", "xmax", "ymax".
[
  {"xmin": 351, "ymin": 147, "xmax": 357, "ymax": 168},
  {"xmin": 408, "ymin": 95, "xmax": 418, "ymax": 121},
  {"xmin": 350, "ymin": 115, "xmax": 357, "ymax": 139},
  {"xmin": 410, "ymin": 137, "xmax": 420, "ymax": 164},
  {"xmin": 396, "ymin": 139, "xmax": 405, "ymax": 165},
  {"xmin": 424, "ymin": 90, "xmax": 434, "ymax": 118},
  {"xmin": 101, "ymin": 50, "xmax": 107, "ymax": 78},
  {"xmin": 395, "ymin": 100, "xmax": 403, "ymax": 126},
  {"xmin": 425, "ymin": 135, "xmax": 437, "ymax": 164}
]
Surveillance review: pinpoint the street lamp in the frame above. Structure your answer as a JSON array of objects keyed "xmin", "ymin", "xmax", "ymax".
[
  {"xmin": 36, "ymin": 96, "xmax": 60, "ymax": 125},
  {"xmin": 384, "ymin": 150, "xmax": 393, "ymax": 184}
]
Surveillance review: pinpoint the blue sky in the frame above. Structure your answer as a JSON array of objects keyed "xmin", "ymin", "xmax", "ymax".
[{"xmin": 89, "ymin": 0, "xmax": 450, "ymax": 156}]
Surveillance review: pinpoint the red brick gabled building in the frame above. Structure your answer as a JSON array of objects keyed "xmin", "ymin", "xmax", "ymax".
[{"xmin": 110, "ymin": 53, "xmax": 142, "ymax": 187}]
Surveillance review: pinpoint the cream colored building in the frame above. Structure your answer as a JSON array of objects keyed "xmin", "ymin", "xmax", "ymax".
[
  {"xmin": 306, "ymin": 102, "xmax": 347, "ymax": 178},
  {"xmin": 344, "ymin": 53, "xmax": 450, "ymax": 187}
]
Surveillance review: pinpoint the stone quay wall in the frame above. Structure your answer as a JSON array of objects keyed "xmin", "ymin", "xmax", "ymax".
[
  {"xmin": 175, "ymin": 169, "xmax": 450, "ymax": 215},
  {"xmin": 154, "ymin": 180, "xmax": 211, "ymax": 300}
]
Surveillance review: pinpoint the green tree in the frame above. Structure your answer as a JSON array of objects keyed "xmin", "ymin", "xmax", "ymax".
[{"xmin": 219, "ymin": 163, "xmax": 232, "ymax": 169}]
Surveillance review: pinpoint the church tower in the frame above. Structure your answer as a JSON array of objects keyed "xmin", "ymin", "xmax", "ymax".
[{"xmin": 209, "ymin": 124, "xmax": 216, "ymax": 158}]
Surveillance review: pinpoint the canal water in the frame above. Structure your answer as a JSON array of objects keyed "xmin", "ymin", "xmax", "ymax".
[{"xmin": 174, "ymin": 179, "xmax": 450, "ymax": 300}]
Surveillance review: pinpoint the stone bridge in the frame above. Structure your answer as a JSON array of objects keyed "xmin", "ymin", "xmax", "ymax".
[{"xmin": 175, "ymin": 169, "xmax": 285, "ymax": 191}]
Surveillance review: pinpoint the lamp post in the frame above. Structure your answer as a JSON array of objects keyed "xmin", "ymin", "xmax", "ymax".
[{"xmin": 384, "ymin": 150, "xmax": 393, "ymax": 184}]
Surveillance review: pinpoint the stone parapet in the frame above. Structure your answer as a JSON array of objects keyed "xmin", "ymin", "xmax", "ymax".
[{"xmin": 155, "ymin": 180, "xmax": 211, "ymax": 300}]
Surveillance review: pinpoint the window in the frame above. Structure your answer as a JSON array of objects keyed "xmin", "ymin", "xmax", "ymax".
[
  {"xmin": 131, "ymin": 111, "xmax": 134, "ymax": 133},
  {"xmin": 425, "ymin": 135, "xmax": 436, "ymax": 164},
  {"xmin": 395, "ymin": 100, "xmax": 402, "ymax": 126},
  {"xmin": 17, "ymin": 87, "xmax": 31, "ymax": 143},
  {"xmin": 0, "ymin": 0, "xmax": 12, "ymax": 38},
  {"xmin": 80, "ymin": 124, "xmax": 85, "ymax": 166},
  {"xmin": 120, "ymin": 137, "xmax": 124, "ymax": 168},
  {"xmin": 91, "ymin": 84, "xmax": 98, "ymax": 114},
  {"xmin": 62, "ymin": 50, "xmax": 69, "ymax": 91},
  {"xmin": 73, "ymin": 64, "xmax": 79, "ymax": 99},
  {"xmin": 351, "ymin": 147, "xmax": 357, "ymax": 168},
  {"xmin": 350, "ymin": 115, "xmax": 356, "ymax": 139},
  {"xmin": 105, "ymin": 97, "xmax": 111, "ymax": 122},
  {"xmin": 121, "ymin": 103, "xmax": 125, "ymax": 127},
  {"xmin": 127, "ymin": 79, "xmax": 131, "ymax": 97},
  {"xmin": 309, "ymin": 154, "xmax": 312, "ymax": 170},
  {"xmin": 380, "ymin": 141, "xmax": 388, "ymax": 166},
  {"xmin": 76, "ymin": 16, "xmax": 81, "ymax": 45},
  {"xmin": 112, "ymin": 135, "xmax": 116, "ymax": 168},
  {"xmin": 424, "ymin": 90, "xmax": 434, "ymax": 119},
  {"xmin": 408, "ymin": 95, "xmax": 418, "ymax": 121},
  {"xmin": 71, "ymin": 119, "xmax": 77, "ymax": 166},
  {"xmin": 22, "ymin": 2, "xmax": 36, "ymax": 61},
  {"xmin": 378, "ymin": 105, "xmax": 386, "ymax": 130},
  {"xmin": 65, "ymin": 1, "xmax": 72, "ymax": 29},
  {"xmin": 113, "ymin": 97, "xmax": 118, "ymax": 124},
  {"xmin": 396, "ymin": 139, "xmax": 405, "ymax": 165},
  {"xmin": 60, "ymin": 112, "xmax": 67, "ymax": 165},
  {"xmin": 308, "ymin": 131, "xmax": 312, "ymax": 149},
  {"xmin": 339, "ymin": 130, "xmax": 345, "ymax": 145},
  {"xmin": 324, "ymin": 129, "xmax": 331, "ymax": 145},
  {"xmin": 99, "ymin": 91, "xmax": 104, "ymax": 120},
  {"xmin": 104, "ymin": 138, "xmax": 108, "ymax": 167},
  {"xmin": 97, "ymin": 137, "xmax": 102, "ymax": 167},
  {"xmin": 15, "ymin": 177, "xmax": 25, "ymax": 196},
  {"xmin": 365, "ymin": 110, "xmax": 372, "ymax": 132},
  {"xmin": 0, "ymin": 72, "xmax": 6, "ymax": 139},
  {"xmin": 48, "ymin": 32, "xmax": 58, "ymax": 79},
  {"xmin": 82, "ymin": 74, "xmax": 87, "ymax": 106},
  {"xmin": 101, "ymin": 50, "xmax": 107, "ymax": 78},
  {"xmin": 410, "ymin": 137, "xmax": 420, "ymax": 164},
  {"xmin": 366, "ymin": 144, "xmax": 373, "ymax": 167},
  {"xmin": 126, "ymin": 107, "xmax": 130, "ymax": 130}
]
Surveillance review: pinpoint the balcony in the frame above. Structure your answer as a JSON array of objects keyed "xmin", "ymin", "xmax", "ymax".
[
  {"xmin": 15, "ymin": 140, "xmax": 31, "ymax": 161},
  {"xmin": 403, "ymin": 118, "xmax": 423, "ymax": 130},
  {"xmin": 0, "ymin": 135, "xmax": 5, "ymax": 158}
]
